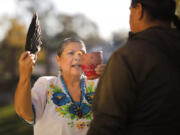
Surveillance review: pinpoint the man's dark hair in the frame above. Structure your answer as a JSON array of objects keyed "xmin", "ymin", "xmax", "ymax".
[{"xmin": 131, "ymin": 0, "xmax": 180, "ymax": 30}]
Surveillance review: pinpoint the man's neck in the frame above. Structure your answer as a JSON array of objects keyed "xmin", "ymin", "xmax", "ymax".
[{"xmin": 136, "ymin": 20, "xmax": 170, "ymax": 33}]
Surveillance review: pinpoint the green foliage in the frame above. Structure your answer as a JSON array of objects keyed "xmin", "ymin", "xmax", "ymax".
[
  {"xmin": 3, "ymin": 19, "xmax": 26, "ymax": 48},
  {"xmin": 0, "ymin": 104, "xmax": 33, "ymax": 135}
]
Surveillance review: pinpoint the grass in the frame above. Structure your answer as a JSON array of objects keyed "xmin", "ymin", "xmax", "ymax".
[{"xmin": 0, "ymin": 104, "xmax": 33, "ymax": 135}]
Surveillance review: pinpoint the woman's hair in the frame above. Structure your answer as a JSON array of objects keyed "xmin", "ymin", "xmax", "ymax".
[
  {"xmin": 131, "ymin": 0, "xmax": 180, "ymax": 30},
  {"xmin": 57, "ymin": 37, "xmax": 86, "ymax": 57}
]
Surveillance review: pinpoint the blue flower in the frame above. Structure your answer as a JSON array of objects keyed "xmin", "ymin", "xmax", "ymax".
[
  {"xmin": 52, "ymin": 92, "xmax": 70, "ymax": 106},
  {"xmin": 81, "ymin": 103, "xmax": 90, "ymax": 115},
  {"xmin": 85, "ymin": 92, "xmax": 95, "ymax": 104},
  {"xmin": 69, "ymin": 103, "xmax": 90, "ymax": 116}
]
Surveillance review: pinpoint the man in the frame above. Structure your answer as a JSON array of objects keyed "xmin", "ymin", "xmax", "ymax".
[{"xmin": 87, "ymin": 0, "xmax": 180, "ymax": 135}]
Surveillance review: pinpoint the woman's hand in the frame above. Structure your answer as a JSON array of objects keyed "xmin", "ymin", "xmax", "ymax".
[
  {"xmin": 95, "ymin": 64, "xmax": 106, "ymax": 76},
  {"xmin": 18, "ymin": 51, "xmax": 36, "ymax": 79}
]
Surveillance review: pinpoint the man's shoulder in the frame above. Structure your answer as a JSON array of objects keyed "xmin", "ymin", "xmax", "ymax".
[{"xmin": 114, "ymin": 38, "xmax": 155, "ymax": 58}]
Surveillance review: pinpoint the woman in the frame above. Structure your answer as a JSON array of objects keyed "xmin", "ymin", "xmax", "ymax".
[{"xmin": 14, "ymin": 37, "xmax": 105, "ymax": 135}]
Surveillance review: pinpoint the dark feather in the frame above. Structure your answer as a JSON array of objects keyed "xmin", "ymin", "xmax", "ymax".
[{"xmin": 25, "ymin": 13, "xmax": 42, "ymax": 54}]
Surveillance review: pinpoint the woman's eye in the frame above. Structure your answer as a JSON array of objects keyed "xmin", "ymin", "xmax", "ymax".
[{"xmin": 68, "ymin": 52, "xmax": 74, "ymax": 55}]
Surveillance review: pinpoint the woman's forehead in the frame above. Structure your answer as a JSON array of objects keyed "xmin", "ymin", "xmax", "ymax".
[{"xmin": 63, "ymin": 42, "xmax": 86, "ymax": 51}]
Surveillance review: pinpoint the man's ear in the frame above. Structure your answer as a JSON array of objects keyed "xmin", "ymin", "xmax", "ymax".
[{"xmin": 136, "ymin": 3, "xmax": 144, "ymax": 20}]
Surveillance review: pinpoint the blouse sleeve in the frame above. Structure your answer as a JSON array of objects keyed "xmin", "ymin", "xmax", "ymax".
[{"xmin": 31, "ymin": 76, "xmax": 54, "ymax": 123}]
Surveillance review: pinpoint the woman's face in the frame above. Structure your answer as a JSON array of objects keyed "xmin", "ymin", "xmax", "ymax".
[{"xmin": 56, "ymin": 42, "xmax": 86, "ymax": 77}]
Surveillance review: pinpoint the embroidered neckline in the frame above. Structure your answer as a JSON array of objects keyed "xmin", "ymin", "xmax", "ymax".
[
  {"xmin": 60, "ymin": 75, "xmax": 85, "ymax": 118},
  {"xmin": 47, "ymin": 80, "xmax": 96, "ymax": 129}
]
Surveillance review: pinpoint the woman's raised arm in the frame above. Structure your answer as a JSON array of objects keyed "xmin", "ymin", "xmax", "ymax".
[{"xmin": 14, "ymin": 51, "xmax": 36, "ymax": 122}]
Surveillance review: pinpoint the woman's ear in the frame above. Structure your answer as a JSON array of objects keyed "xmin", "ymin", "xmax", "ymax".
[{"xmin": 56, "ymin": 55, "xmax": 61, "ymax": 67}]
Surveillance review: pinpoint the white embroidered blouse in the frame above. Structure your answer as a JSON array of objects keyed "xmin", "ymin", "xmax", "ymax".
[{"xmin": 26, "ymin": 74, "xmax": 98, "ymax": 135}]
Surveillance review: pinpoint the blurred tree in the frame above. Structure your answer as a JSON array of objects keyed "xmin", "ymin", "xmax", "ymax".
[
  {"xmin": 72, "ymin": 14, "xmax": 100, "ymax": 39},
  {"xmin": 176, "ymin": 0, "xmax": 180, "ymax": 17},
  {"xmin": 16, "ymin": 0, "xmax": 105, "ymax": 75},
  {"xmin": 17, "ymin": 0, "xmax": 102, "ymax": 48},
  {"xmin": 0, "ymin": 16, "xmax": 11, "ymax": 42},
  {"xmin": 0, "ymin": 18, "xmax": 26, "ymax": 80},
  {"xmin": 0, "ymin": 17, "xmax": 46, "ymax": 90},
  {"xmin": 0, "ymin": 18, "xmax": 27, "ymax": 93},
  {"xmin": 4, "ymin": 19, "xmax": 26, "ymax": 48},
  {"xmin": 112, "ymin": 31, "xmax": 128, "ymax": 47},
  {"xmin": 84, "ymin": 35, "xmax": 106, "ymax": 51}
]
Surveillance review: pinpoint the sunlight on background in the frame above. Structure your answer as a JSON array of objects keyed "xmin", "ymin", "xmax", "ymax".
[
  {"xmin": 0, "ymin": 0, "xmax": 17, "ymax": 41},
  {"xmin": 52, "ymin": 0, "xmax": 131, "ymax": 38},
  {"xmin": 0, "ymin": 0, "xmax": 131, "ymax": 40}
]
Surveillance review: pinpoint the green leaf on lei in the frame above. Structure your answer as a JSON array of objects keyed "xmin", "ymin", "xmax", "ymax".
[
  {"xmin": 68, "ymin": 121, "xmax": 74, "ymax": 127},
  {"xmin": 86, "ymin": 121, "xmax": 90, "ymax": 127},
  {"xmin": 52, "ymin": 86, "xmax": 63, "ymax": 93},
  {"xmin": 87, "ymin": 84, "xmax": 94, "ymax": 93}
]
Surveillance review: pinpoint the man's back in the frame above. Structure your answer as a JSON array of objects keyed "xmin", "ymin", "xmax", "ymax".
[
  {"xmin": 124, "ymin": 27, "xmax": 180, "ymax": 134},
  {"xmin": 88, "ymin": 27, "xmax": 180, "ymax": 135}
]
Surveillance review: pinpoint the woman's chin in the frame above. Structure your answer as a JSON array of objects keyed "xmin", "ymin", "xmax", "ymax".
[{"xmin": 71, "ymin": 70, "xmax": 82, "ymax": 77}]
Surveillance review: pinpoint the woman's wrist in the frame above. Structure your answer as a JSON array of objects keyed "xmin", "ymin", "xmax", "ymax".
[{"xmin": 19, "ymin": 75, "xmax": 31, "ymax": 84}]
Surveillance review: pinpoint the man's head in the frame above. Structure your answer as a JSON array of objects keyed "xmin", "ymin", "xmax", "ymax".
[{"xmin": 129, "ymin": 0, "xmax": 177, "ymax": 33}]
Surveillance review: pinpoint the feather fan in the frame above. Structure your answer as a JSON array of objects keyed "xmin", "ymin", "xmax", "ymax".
[{"xmin": 25, "ymin": 13, "xmax": 42, "ymax": 54}]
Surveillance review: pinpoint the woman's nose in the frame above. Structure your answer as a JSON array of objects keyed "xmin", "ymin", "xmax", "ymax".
[{"xmin": 74, "ymin": 52, "xmax": 81, "ymax": 61}]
